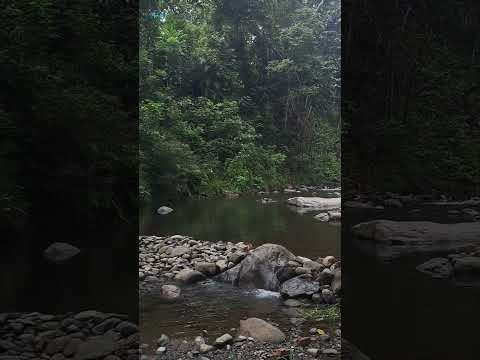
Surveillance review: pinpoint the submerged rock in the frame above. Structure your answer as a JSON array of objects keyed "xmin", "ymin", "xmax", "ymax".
[
  {"xmin": 352, "ymin": 220, "xmax": 480, "ymax": 259},
  {"xmin": 216, "ymin": 244, "xmax": 297, "ymax": 291},
  {"xmin": 175, "ymin": 269, "xmax": 206, "ymax": 284},
  {"xmin": 160, "ymin": 285, "xmax": 181, "ymax": 301},
  {"xmin": 416, "ymin": 258, "xmax": 453, "ymax": 279},
  {"xmin": 44, "ymin": 242, "xmax": 80, "ymax": 263}
]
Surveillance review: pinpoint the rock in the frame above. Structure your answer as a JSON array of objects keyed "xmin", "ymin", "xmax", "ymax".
[
  {"xmin": 286, "ymin": 197, "xmax": 340, "ymax": 210},
  {"xmin": 314, "ymin": 213, "xmax": 330, "ymax": 222},
  {"xmin": 229, "ymin": 251, "xmax": 247, "ymax": 264},
  {"xmin": 239, "ymin": 318, "xmax": 286, "ymax": 344},
  {"xmin": 175, "ymin": 269, "xmax": 206, "ymax": 284},
  {"xmin": 307, "ymin": 348, "xmax": 319, "ymax": 356},
  {"xmin": 322, "ymin": 348, "xmax": 339, "ymax": 355},
  {"xmin": 331, "ymin": 268, "xmax": 341, "ymax": 294},
  {"xmin": 280, "ymin": 274, "xmax": 320, "ymax": 298},
  {"xmin": 312, "ymin": 293, "xmax": 324, "ymax": 304},
  {"xmin": 169, "ymin": 246, "xmax": 190, "ymax": 257},
  {"xmin": 317, "ymin": 269, "xmax": 334, "ymax": 285},
  {"xmin": 216, "ymin": 244, "xmax": 298, "ymax": 291},
  {"xmin": 352, "ymin": 220, "xmax": 480, "ymax": 259},
  {"xmin": 322, "ymin": 256, "xmax": 336, "ymax": 267},
  {"xmin": 215, "ymin": 260, "xmax": 228, "ymax": 272},
  {"xmin": 344, "ymin": 200, "xmax": 376, "ymax": 208},
  {"xmin": 327, "ymin": 211, "xmax": 341, "ymax": 221},
  {"xmin": 157, "ymin": 334, "xmax": 169, "ymax": 346},
  {"xmin": 199, "ymin": 344, "xmax": 215, "ymax": 353},
  {"xmin": 157, "ymin": 206, "xmax": 173, "ymax": 215},
  {"xmin": 194, "ymin": 262, "xmax": 218, "ymax": 276},
  {"xmin": 73, "ymin": 337, "xmax": 119, "ymax": 360},
  {"xmin": 416, "ymin": 258, "xmax": 453, "ymax": 279},
  {"xmin": 160, "ymin": 285, "xmax": 181, "ymax": 300},
  {"xmin": 302, "ymin": 260, "xmax": 323, "ymax": 272},
  {"xmin": 44, "ymin": 242, "xmax": 80, "ymax": 263},
  {"xmin": 115, "ymin": 321, "xmax": 137, "ymax": 337},
  {"xmin": 322, "ymin": 289, "xmax": 335, "ymax": 304},
  {"xmin": 215, "ymin": 334, "xmax": 233, "ymax": 347},
  {"xmin": 453, "ymin": 257, "xmax": 480, "ymax": 274},
  {"xmin": 284, "ymin": 299, "xmax": 303, "ymax": 307},
  {"xmin": 156, "ymin": 346, "xmax": 166, "ymax": 354}
]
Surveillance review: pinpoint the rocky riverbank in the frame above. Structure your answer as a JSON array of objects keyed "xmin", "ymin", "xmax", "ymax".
[
  {"xmin": 0, "ymin": 311, "xmax": 138, "ymax": 360},
  {"xmin": 139, "ymin": 235, "xmax": 342, "ymax": 359}
]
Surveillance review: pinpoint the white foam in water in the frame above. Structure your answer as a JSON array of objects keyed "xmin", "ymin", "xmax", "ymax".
[{"xmin": 253, "ymin": 289, "xmax": 281, "ymax": 298}]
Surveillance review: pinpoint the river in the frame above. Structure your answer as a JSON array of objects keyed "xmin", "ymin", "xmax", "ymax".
[{"xmin": 139, "ymin": 190, "xmax": 341, "ymax": 345}]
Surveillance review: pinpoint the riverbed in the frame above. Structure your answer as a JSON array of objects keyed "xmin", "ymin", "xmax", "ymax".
[{"xmin": 140, "ymin": 190, "xmax": 341, "ymax": 345}]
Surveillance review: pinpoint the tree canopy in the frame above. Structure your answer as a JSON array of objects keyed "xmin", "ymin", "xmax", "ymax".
[{"xmin": 140, "ymin": 0, "xmax": 341, "ymax": 201}]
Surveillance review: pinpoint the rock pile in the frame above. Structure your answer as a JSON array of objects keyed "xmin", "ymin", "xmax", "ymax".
[
  {"xmin": 0, "ymin": 311, "xmax": 138, "ymax": 360},
  {"xmin": 140, "ymin": 236, "xmax": 341, "ymax": 304},
  {"xmin": 139, "ymin": 235, "xmax": 250, "ymax": 287}
]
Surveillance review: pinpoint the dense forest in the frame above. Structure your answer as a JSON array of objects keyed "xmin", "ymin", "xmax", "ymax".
[
  {"xmin": 140, "ymin": 0, "xmax": 341, "ymax": 201},
  {"xmin": 343, "ymin": 0, "xmax": 480, "ymax": 197},
  {"xmin": 1, "ymin": 0, "xmax": 138, "ymax": 236}
]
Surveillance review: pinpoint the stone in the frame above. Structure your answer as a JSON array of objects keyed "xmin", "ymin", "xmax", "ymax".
[
  {"xmin": 115, "ymin": 321, "xmax": 138, "ymax": 337},
  {"xmin": 214, "ymin": 334, "xmax": 233, "ymax": 347},
  {"xmin": 169, "ymin": 246, "xmax": 190, "ymax": 257},
  {"xmin": 331, "ymin": 268, "xmax": 341, "ymax": 294},
  {"xmin": 317, "ymin": 269, "xmax": 334, "ymax": 285},
  {"xmin": 284, "ymin": 299, "xmax": 302, "ymax": 307},
  {"xmin": 44, "ymin": 242, "xmax": 80, "ymax": 263},
  {"xmin": 194, "ymin": 262, "xmax": 218, "ymax": 276},
  {"xmin": 239, "ymin": 318, "xmax": 286, "ymax": 343},
  {"xmin": 199, "ymin": 344, "xmax": 215, "ymax": 353},
  {"xmin": 384, "ymin": 198, "xmax": 403, "ymax": 208},
  {"xmin": 416, "ymin": 258, "xmax": 453, "ymax": 279},
  {"xmin": 157, "ymin": 206, "xmax": 173, "ymax": 215},
  {"xmin": 216, "ymin": 244, "xmax": 298, "ymax": 291},
  {"xmin": 280, "ymin": 275, "xmax": 320, "ymax": 298},
  {"xmin": 322, "ymin": 289, "xmax": 335, "ymax": 304},
  {"xmin": 156, "ymin": 346, "xmax": 166, "ymax": 354},
  {"xmin": 73, "ymin": 337, "xmax": 119, "ymax": 360},
  {"xmin": 322, "ymin": 256, "xmax": 336, "ymax": 267},
  {"xmin": 174, "ymin": 269, "xmax": 206, "ymax": 284},
  {"xmin": 352, "ymin": 220, "xmax": 480, "ymax": 259},
  {"xmin": 286, "ymin": 197, "xmax": 340, "ymax": 210},
  {"xmin": 157, "ymin": 334, "xmax": 169, "ymax": 346},
  {"xmin": 160, "ymin": 285, "xmax": 181, "ymax": 300},
  {"xmin": 307, "ymin": 348, "xmax": 319, "ymax": 356}
]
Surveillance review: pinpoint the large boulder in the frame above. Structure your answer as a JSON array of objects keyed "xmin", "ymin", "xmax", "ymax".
[
  {"xmin": 416, "ymin": 258, "xmax": 453, "ymax": 279},
  {"xmin": 216, "ymin": 244, "xmax": 297, "ymax": 291},
  {"xmin": 286, "ymin": 197, "xmax": 340, "ymax": 211},
  {"xmin": 280, "ymin": 274, "xmax": 320, "ymax": 298},
  {"xmin": 239, "ymin": 318, "xmax": 286, "ymax": 343},
  {"xmin": 352, "ymin": 220, "xmax": 480, "ymax": 260},
  {"xmin": 44, "ymin": 242, "xmax": 80, "ymax": 263}
]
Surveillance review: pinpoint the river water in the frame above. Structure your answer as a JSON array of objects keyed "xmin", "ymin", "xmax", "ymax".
[
  {"xmin": 343, "ymin": 204, "xmax": 480, "ymax": 360},
  {"xmin": 140, "ymin": 191, "xmax": 341, "ymax": 344}
]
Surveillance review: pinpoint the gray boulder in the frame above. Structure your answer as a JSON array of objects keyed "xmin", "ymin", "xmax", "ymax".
[
  {"xmin": 216, "ymin": 244, "xmax": 297, "ymax": 291},
  {"xmin": 280, "ymin": 274, "xmax": 320, "ymax": 298}
]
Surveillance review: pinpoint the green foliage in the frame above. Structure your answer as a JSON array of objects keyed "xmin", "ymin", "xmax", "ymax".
[
  {"xmin": 140, "ymin": 0, "xmax": 340, "ymax": 200},
  {"xmin": 301, "ymin": 304, "xmax": 341, "ymax": 322}
]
